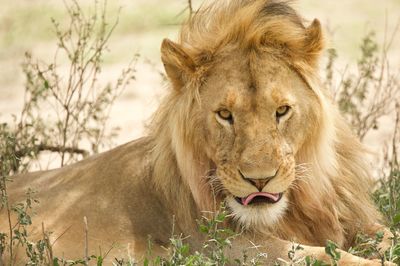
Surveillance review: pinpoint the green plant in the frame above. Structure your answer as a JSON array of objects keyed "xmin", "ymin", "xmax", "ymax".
[
  {"xmin": 349, "ymin": 232, "xmax": 386, "ymax": 262},
  {"xmin": 142, "ymin": 205, "xmax": 268, "ymax": 266},
  {"xmin": 2, "ymin": 0, "xmax": 137, "ymax": 172},
  {"xmin": 0, "ymin": 129, "xmax": 38, "ymax": 262},
  {"xmin": 324, "ymin": 27, "xmax": 400, "ymax": 264},
  {"xmin": 371, "ymin": 106, "xmax": 400, "ymax": 264},
  {"xmin": 329, "ymin": 31, "xmax": 399, "ymax": 141},
  {"xmin": 144, "ymin": 205, "xmax": 237, "ymax": 266}
]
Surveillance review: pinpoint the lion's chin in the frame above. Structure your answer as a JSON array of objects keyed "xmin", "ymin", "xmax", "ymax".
[{"xmin": 225, "ymin": 194, "xmax": 288, "ymax": 230}]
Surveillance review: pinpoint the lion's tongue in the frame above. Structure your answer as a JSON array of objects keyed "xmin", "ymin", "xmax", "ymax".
[{"xmin": 241, "ymin": 192, "xmax": 280, "ymax": 206}]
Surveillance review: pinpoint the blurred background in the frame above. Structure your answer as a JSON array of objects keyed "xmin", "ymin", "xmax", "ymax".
[{"xmin": 0, "ymin": 0, "xmax": 399, "ymax": 167}]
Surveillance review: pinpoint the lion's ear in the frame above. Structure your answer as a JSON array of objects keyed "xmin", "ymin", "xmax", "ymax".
[
  {"xmin": 161, "ymin": 39, "xmax": 196, "ymax": 91},
  {"xmin": 303, "ymin": 19, "xmax": 324, "ymax": 67}
]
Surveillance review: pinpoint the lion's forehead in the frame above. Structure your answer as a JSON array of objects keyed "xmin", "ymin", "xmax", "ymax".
[
  {"xmin": 205, "ymin": 53, "xmax": 299, "ymax": 110},
  {"xmin": 219, "ymin": 86, "xmax": 295, "ymax": 113}
]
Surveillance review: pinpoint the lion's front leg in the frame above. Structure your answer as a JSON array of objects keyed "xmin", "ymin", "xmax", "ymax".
[{"xmin": 227, "ymin": 235, "xmax": 392, "ymax": 265}]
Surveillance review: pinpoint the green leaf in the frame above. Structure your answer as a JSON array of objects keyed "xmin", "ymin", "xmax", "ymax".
[
  {"xmin": 53, "ymin": 258, "xmax": 60, "ymax": 266},
  {"xmin": 181, "ymin": 244, "xmax": 189, "ymax": 255},
  {"xmin": 154, "ymin": 256, "xmax": 162, "ymax": 265},
  {"xmin": 305, "ymin": 256, "xmax": 312, "ymax": 266},
  {"xmin": 199, "ymin": 224, "xmax": 209, "ymax": 233},
  {"xmin": 393, "ymin": 213, "xmax": 400, "ymax": 225},
  {"xmin": 216, "ymin": 212, "xmax": 226, "ymax": 222},
  {"xmin": 97, "ymin": 256, "xmax": 103, "ymax": 266}
]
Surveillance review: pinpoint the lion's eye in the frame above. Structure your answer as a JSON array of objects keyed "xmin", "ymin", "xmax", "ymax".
[
  {"xmin": 217, "ymin": 109, "xmax": 234, "ymax": 124},
  {"xmin": 276, "ymin": 105, "xmax": 291, "ymax": 119}
]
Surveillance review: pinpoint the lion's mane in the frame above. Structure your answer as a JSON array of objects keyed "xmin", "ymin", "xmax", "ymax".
[{"xmin": 150, "ymin": 0, "xmax": 380, "ymax": 248}]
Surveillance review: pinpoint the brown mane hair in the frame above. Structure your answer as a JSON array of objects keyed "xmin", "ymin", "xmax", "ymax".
[{"xmin": 180, "ymin": 0, "xmax": 323, "ymax": 71}]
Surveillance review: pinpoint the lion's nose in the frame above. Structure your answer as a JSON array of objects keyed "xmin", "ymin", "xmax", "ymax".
[{"xmin": 239, "ymin": 169, "xmax": 277, "ymax": 191}]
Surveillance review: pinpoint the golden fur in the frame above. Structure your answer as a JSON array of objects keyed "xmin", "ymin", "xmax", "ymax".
[{"xmin": 0, "ymin": 0, "xmax": 392, "ymax": 265}]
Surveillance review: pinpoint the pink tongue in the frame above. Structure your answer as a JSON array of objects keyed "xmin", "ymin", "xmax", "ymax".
[{"xmin": 241, "ymin": 192, "xmax": 280, "ymax": 206}]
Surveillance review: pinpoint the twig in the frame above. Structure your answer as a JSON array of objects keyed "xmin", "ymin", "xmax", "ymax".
[
  {"xmin": 42, "ymin": 222, "xmax": 54, "ymax": 264},
  {"xmin": 14, "ymin": 144, "xmax": 89, "ymax": 159},
  {"xmin": 84, "ymin": 216, "xmax": 89, "ymax": 266},
  {"xmin": 391, "ymin": 103, "xmax": 400, "ymax": 167},
  {"xmin": 51, "ymin": 224, "xmax": 73, "ymax": 246},
  {"xmin": 102, "ymin": 243, "xmax": 116, "ymax": 261},
  {"xmin": 188, "ymin": 0, "xmax": 193, "ymax": 17},
  {"xmin": 2, "ymin": 178, "xmax": 14, "ymax": 266}
]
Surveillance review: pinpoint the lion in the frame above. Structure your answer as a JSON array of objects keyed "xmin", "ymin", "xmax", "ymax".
[{"xmin": 0, "ymin": 0, "xmax": 394, "ymax": 265}]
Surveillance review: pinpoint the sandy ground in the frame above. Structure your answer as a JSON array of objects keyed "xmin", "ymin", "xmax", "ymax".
[{"xmin": 0, "ymin": 0, "xmax": 399, "ymax": 171}]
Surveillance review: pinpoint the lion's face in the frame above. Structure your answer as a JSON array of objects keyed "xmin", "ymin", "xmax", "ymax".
[
  {"xmin": 160, "ymin": 0, "xmax": 326, "ymax": 230},
  {"xmin": 199, "ymin": 50, "xmax": 321, "ymax": 228}
]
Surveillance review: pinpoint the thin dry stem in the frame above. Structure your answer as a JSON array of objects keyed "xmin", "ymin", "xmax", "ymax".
[
  {"xmin": 84, "ymin": 216, "xmax": 89, "ymax": 266},
  {"xmin": 41, "ymin": 222, "xmax": 54, "ymax": 264}
]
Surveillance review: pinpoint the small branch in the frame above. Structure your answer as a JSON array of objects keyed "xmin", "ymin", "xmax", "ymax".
[
  {"xmin": 14, "ymin": 144, "xmax": 89, "ymax": 159},
  {"xmin": 391, "ymin": 103, "xmax": 400, "ymax": 167},
  {"xmin": 39, "ymin": 144, "xmax": 89, "ymax": 156},
  {"xmin": 84, "ymin": 216, "xmax": 89, "ymax": 266},
  {"xmin": 2, "ymin": 178, "xmax": 13, "ymax": 266},
  {"xmin": 51, "ymin": 224, "xmax": 73, "ymax": 247},
  {"xmin": 42, "ymin": 222, "xmax": 54, "ymax": 264},
  {"xmin": 188, "ymin": 0, "xmax": 193, "ymax": 17},
  {"xmin": 61, "ymin": 110, "xmax": 72, "ymax": 166}
]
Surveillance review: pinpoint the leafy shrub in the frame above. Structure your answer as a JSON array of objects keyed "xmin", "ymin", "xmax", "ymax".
[{"xmin": 330, "ymin": 31, "xmax": 399, "ymax": 141}]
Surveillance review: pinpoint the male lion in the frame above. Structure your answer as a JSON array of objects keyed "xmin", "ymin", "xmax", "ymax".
[{"xmin": 0, "ymin": 0, "xmax": 393, "ymax": 265}]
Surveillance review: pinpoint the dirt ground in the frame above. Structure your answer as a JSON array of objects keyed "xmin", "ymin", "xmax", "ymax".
[{"xmin": 0, "ymin": 0, "xmax": 399, "ymax": 171}]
